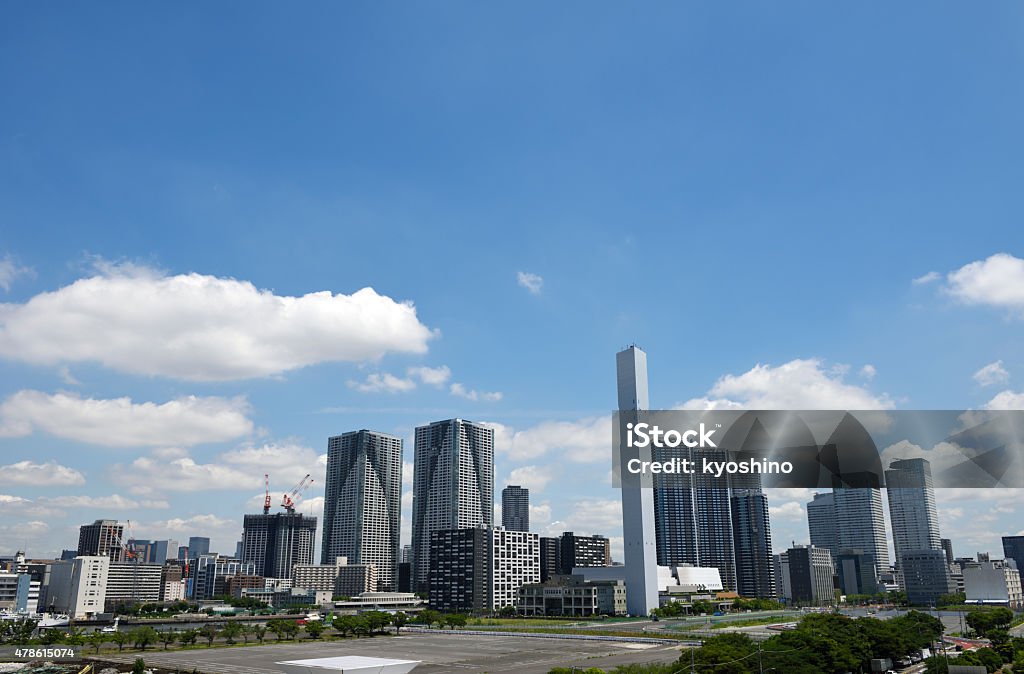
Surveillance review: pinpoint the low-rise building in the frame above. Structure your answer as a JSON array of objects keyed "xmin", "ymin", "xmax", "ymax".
[
  {"xmin": 964, "ymin": 560, "xmax": 1023, "ymax": 608},
  {"xmin": 428, "ymin": 527, "xmax": 539, "ymax": 614},
  {"xmin": 517, "ymin": 574, "xmax": 626, "ymax": 616},
  {"xmin": 106, "ymin": 562, "xmax": 163, "ymax": 606},
  {"xmin": 335, "ymin": 563, "xmax": 377, "ymax": 597},
  {"xmin": 332, "ymin": 591, "xmax": 423, "ymax": 613},
  {"xmin": 45, "ymin": 556, "xmax": 109, "ymax": 619}
]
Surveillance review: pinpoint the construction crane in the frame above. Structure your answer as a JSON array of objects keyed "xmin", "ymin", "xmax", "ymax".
[
  {"xmin": 282, "ymin": 473, "xmax": 313, "ymax": 513},
  {"xmin": 110, "ymin": 521, "xmax": 141, "ymax": 604},
  {"xmin": 263, "ymin": 473, "xmax": 272, "ymax": 514}
]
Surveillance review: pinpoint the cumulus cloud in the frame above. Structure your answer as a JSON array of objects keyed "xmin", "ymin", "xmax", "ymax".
[
  {"xmin": 912, "ymin": 271, "xmax": 941, "ymax": 285},
  {"xmin": 0, "ymin": 263, "xmax": 436, "ymax": 381},
  {"xmin": 122, "ymin": 442, "xmax": 323, "ymax": 495},
  {"xmin": 449, "ymin": 383, "xmax": 503, "ymax": 402},
  {"xmin": 347, "ymin": 372, "xmax": 417, "ymax": 394},
  {"xmin": 0, "ymin": 255, "xmax": 33, "ymax": 292},
  {"xmin": 516, "ymin": 271, "xmax": 543, "ymax": 295},
  {"xmin": 484, "ymin": 416, "xmax": 610, "ymax": 463},
  {"xmin": 985, "ymin": 390, "xmax": 1024, "ymax": 410},
  {"xmin": 970, "ymin": 360, "xmax": 1011, "ymax": 385},
  {"xmin": 134, "ymin": 514, "xmax": 239, "ymax": 551},
  {"xmin": 943, "ymin": 253, "xmax": 1024, "ymax": 313},
  {"xmin": 0, "ymin": 390, "xmax": 253, "ymax": 447},
  {"xmin": 407, "ymin": 365, "xmax": 451, "ymax": 387},
  {"xmin": 678, "ymin": 358, "xmax": 894, "ymax": 410},
  {"xmin": 506, "ymin": 465, "xmax": 553, "ymax": 493},
  {"xmin": 859, "ymin": 364, "xmax": 877, "ymax": 380},
  {"xmin": 0, "ymin": 494, "xmax": 66, "ymax": 519},
  {"xmin": 0, "ymin": 460, "xmax": 85, "ymax": 486},
  {"xmin": 768, "ymin": 501, "xmax": 805, "ymax": 520},
  {"xmin": 42, "ymin": 494, "xmax": 169, "ymax": 510},
  {"xmin": 973, "ymin": 360, "xmax": 1010, "ymax": 387},
  {"xmin": 541, "ymin": 498, "xmax": 621, "ymax": 539}
]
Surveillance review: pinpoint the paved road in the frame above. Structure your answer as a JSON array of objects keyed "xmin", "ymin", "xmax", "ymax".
[{"xmin": 99, "ymin": 632, "xmax": 686, "ymax": 674}]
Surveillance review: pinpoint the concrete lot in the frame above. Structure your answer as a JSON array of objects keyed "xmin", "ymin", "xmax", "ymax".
[{"xmin": 99, "ymin": 632, "xmax": 684, "ymax": 674}]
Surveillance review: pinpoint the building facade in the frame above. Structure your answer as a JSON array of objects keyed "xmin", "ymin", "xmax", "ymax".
[
  {"xmin": 241, "ymin": 512, "xmax": 317, "ymax": 580},
  {"xmin": 886, "ymin": 458, "xmax": 942, "ymax": 572},
  {"xmin": 786, "ymin": 545, "xmax": 834, "ymax": 606},
  {"xmin": 731, "ymin": 489, "xmax": 775, "ymax": 599},
  {"xmin": 901, "ymin": 550, "xmax": 955, "ymax": 606},
  {"xmin": 411, "ymin": 419, "xmax": 494, "ymax": 592},
  {"xmin": 77, "ymin": 520, "xmax": 125, "ymax": 562},
  {"xmin": 963, "ymin": 560, "xmax": 1023, "ymax": 608},
  {"xmin": 501, "ymin": 485, "xmax": 530, "ymax": 532},
  {"xmin": 321, "ymin": 430, "xmax": 403, "ymax": 592},
  {"xmin": 517, "ymin": 574, "xmax": 626, "ymax": 617},
  {"xmin": 428, "ymin": 527, "xmax": 539, "ymax": 613}
]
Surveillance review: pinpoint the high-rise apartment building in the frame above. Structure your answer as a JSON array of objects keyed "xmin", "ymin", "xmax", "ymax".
[
  {"xmin": 241, "ymin": 512, "xmax": 317, "ymax": 580},
  {"xmin": 786, "ymin": 545, "xmax": 834, "ymax": 606},
  {"xmin": 807, "ymin": 492, "xmax": 838, "ymax": 559},
  {"xmin": 560, "ymin": 531, "xmax": 611, "ymax": 570},
  {"xmin": 886, "ymin": 458, "xmax": 941, "ymax": 570},
  {"xmin": 321, "ymin": 430, "xmax": 403, "ymax": 591},
  {"xmin": 501, "ymin": 485, "xmax": 530, "ymax": 532},
  {"xmin": 731, "ymin": 489, "xmax": 775, "ymax": 598},
  {"xmin": 411, "ymin": 418, "xmax": 494, "ymax": 592},
  {"xmin": 77, "ymin": 520, "xmax": 125, "ymax": 562}
]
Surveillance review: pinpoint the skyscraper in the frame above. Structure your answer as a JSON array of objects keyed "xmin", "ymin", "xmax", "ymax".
[
  {"xmin": 320, "ymin": 430, "xmax": 403, "ymax": 591},
  {"xmin": 886, "ymin": 458, "xmax": 941, "ymax": 569},
  {"xmin": 1003, "ymin": 536, "xmax": 1024, "ymax": 574},
  {"xmin": 77, "ymin": 520, "xmax": 125, "ymax": 562},
  {"xmin": 806, "ymin": 492, "xmax": 839, "ymax": 559},
  {"xmin": 411, "ymin": 418, "xmax": 494, "ymax": 592},
  {"xmin": 501, "ymin": 485, "xmax": 530, "ymax": 532},
  {"xmin": 241, "ymin": 512, "xmax": 317, "ymax": 579},
  {"xmin": 806, "ymin": 488, "xmax": 889, "ymax": 580},
  {"xmin": 187, "ymin": 537, "xmax": 210, "ymax": 559},
  {"xmin": 616, "ymin": 346, "xmax": 659, "ymax": 616},
  {"xmin": 731, "ymin": 489, "xmax": 775, "ymax": 598}
]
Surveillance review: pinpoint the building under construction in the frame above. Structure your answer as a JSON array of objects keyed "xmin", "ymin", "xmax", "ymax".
[{"xmin": 241, "ymin": 512, "xmax": 317, "ymax": 580}]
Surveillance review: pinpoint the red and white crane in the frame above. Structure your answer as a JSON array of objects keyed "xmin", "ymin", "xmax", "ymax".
[{"xmin": 282, "ymin": 473, "xmax": 313, "ymax": 513}]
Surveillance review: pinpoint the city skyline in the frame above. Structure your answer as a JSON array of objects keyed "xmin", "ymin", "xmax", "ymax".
[{"xmin": 4, "ymin": 2, "xmax": 1024, "ymax": 568}]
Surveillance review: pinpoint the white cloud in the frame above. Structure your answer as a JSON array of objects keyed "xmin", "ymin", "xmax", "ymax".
[
  {"xmin": 912, "ymin": 271, "xmax": 941, "ymax": 285},
  {"xmin": 985, "ymin": 390, "xmax": 1024, "ymax": 410},
  {"xmin": 0, "ymin": 254, "xmax": 33, "ymax": 292},
  {"xmin": 135, "ymin": 514, "xmax": 239, "ymax": 552},
  {"xmin": 768, "ymin": 501, "xmax": 805, "ymax": 521},
  {"xmin": 859, "ymin": 364, "xmax": 877, "ymax": 380},
  {"xmin": 0, "ymin": 460, "xmax": 86, "ymax": 486},
  {"xmin": 347, "ymin": 373, "xmax": 417, "ymax": 394},
  {"xmin": 0, "ymin": 390, "xmax": 253, "ymax": 447},
  {"xmin": 407, "ymin": 365, "xmax": 451, "ymax": 387},
  {"xmin": 542, "ymin": 498, "xmax": 621, "ymax": 539},
  {"xmin": 57, "ymin": 366, "xmax": 81, "ymax": 386},
  {"xmin": 679, "ymin": 358, "xmax": 894, "ymax": 410},
  {"xmin": 944, "ymin": 253, "xmax": 1024, "ymax": 313},
  {"xmin": 484, "ymin": 416, "xmax": 610, "ymax": 463},
  {"xmin": 123, "ymin": 442, "xmax": 322, "ymax": 494},
  {"xmin": 973, "ymin": 360, "xmax": 1010, "ymax": 387},
  {"xmin": 42, "ymin": 495, "xmax": 169, "ymax": 510},
  {"xmin": 450, "ymin": 383, "xmax": 503, "ymax": 402},
  {"xmin": 516, "ymin": 271, "xmax": 544, "ymax": 295},
  {"xmin": 0, "ymin": 494, "xmax": 66, "ymax": 519},
  {"xmin": 505, "ymin": 465, "xmax": 553, "ymax": 493},
  {"xmin": 0, "ymin": 263, "xmax": 436, "ymax": 381}
]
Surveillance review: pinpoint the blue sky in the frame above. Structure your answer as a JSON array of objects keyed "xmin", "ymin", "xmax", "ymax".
[{"xmin": 2, "ymin": 2, "xmax": 1024, "ymax": 564}]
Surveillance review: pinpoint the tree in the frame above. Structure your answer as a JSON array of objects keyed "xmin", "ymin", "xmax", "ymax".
[
  {"xmin": 304, "ymin": 621, "xmax": 326, "ymax": 640},
  {"xmin": 220, "ymin": 622, "xmax": 242, "ymax": 645},
  {"xmin": 965, "ymin": 607, "xmax": 1013, "ymax": 638},
  {"xmin": 333, "ymin": 615, "xmax": 357, "ymax": 638},
  {"xmin": 498, "ymin": 605, "xmax": 516, "ymax": 618},
  {"xmin": 254, "ymin": 625, "xmax": 267, "ymax": 644},
  {"xmin": 687, "ymin": 633, "xmax": 756, "ymax": 674},
  {"xmin": 131, "ymin": 626, "xmax": 159, "ymax": 652},
  {"xmin": 178, "ymin": 628, "xmax": 199, "ymax": 647},
  {"xmin": 238, "ymin": 624, "xmax": 253, "ymax": 644},
  {"xmin": 132, "ymin": 657, "xmax": 146, "ymax": 674},
  {"xmin": 417, "ymin": 609, "xmax": 441, "ymax": 628},
  {"xmin": 160, "ymin": 629, "xmax": 177, "ymax": 651},
  {"xmin": 391, "ymin": 612, "xmax": 409, "ymax": 634},
  {"xmin": 444, "ymin": 614, "xmax": 468, "ymax": 630},
  {"xmin": 267, "ymin": 619, "xmax": 287, "ymax": 641},
  {"xmin": 199, "ymin": 624, "xmax": 219, "ymax": 647},
  {"xmin": 111, "ymin": 630, "xmax": 130, "ymax": 652},
  {"xmin": 364, "ymin": 611, "xmax": 392, "ymax": 634},
  {"xmin": 87, "ymin": 632, "xmax": 108, "ymax": 654}
]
